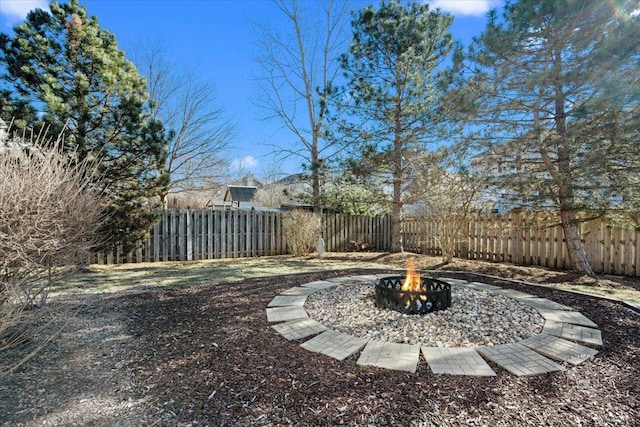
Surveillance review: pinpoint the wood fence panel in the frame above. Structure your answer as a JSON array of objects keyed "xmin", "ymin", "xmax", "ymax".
[
  {"xmin": 603, "ymin": 225, "xmax": 612, "ymax": 274},
  {"xmin": 613, "ymin": 227, "xmax": 622, "ymax": 274},
  {"xmin": 551, "ymin": 223, "xmax": 558, "ymax": 269},
  {"xmin": 341, "ymin": 214, "xmax": 347, "ymax": 250},
  {"xmin": 198, "ymin": 211, "xmax": 205, "ymax": 260},
  {"xmin": 541, "ymin": 220, "xmax": 550, "ymax": 267},
  {"xmin": 488, "ymin": 215, "xmax": 496, "ymax": 261},
  {"xmin": 465, "ymin": 218, "xmax": 473, "ymax": 260},
  {"xmin": 461, "ymin": 217, "xmax": 470, "ymax": 259},
  {"xmin": 583, "ymin": 220, "xmax": 594, "ymax": 271},
  {"xmin": 478, "ymin": 216, "xmax": 486, "ymax": 260},
  {"xmin": 207, "ymin": 211, "xmax": 213, "ymax": 259},
  {"xmin": 623, "ymin": 227, "xmax": 634, "ymax": 276},
  {"xmin": 186, "ymin": 211, "xmax": 193, "ymax": 261},
  {"xmin": 153, "ymin": 219, "xmax": 160, "ymax": 262},
  {"xmin": 594, "ymin": 220, "xmax": 604, "ymax": 273},
  {"xmin": 478, "ymin": 216, "xmax": 485, "ymax": 260},
  {"xmin": 331, "ymin": 214, "xmax": 337, "ymax": 251},
  {"xmin": 523, "ymin": 218, "xmax": 532, "ymax": 266},
  {"xmin": 191, "ymin": 211, "xmax": 198, "ymax": 260},
  {"xmin": 246, "ymin": 211, "xmax": 252, "ymax": 257},
  {"xmin": 531, "ymin": 222, "xmax": 540, "ymax": 267}
]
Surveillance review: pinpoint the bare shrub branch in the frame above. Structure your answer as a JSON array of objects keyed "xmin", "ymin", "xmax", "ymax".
[{"xmin": 0, "ymin": 119, "xmax": 105, "ymax": 377}]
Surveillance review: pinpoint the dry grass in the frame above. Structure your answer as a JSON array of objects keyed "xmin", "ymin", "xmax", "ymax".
[
  {"xmin": 55, "ymin": 252, "xmax": 640, "ymax": 305},
  {"xmin": 52, "ymin": 255, "xmax": 387, "ymax": 295}
]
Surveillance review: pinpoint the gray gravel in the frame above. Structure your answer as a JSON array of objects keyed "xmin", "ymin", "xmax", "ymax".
[{"xmin": 304, "ymin": 282, "xmax": 544, "ymax": 347}]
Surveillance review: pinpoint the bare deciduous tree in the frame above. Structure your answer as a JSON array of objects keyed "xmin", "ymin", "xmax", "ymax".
[
  {"xmin": 134, "ymin": 39, "xmax": 236, "ymax": 207},
  {"xmin": 408, "ymin": 145, "xmax": 485, "ymax": 263},
  {"xmin": 252, "ymin": 0, "xmax": 350, "ymax": 211}
]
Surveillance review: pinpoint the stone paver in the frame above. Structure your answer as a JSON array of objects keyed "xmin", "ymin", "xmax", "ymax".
[
  {"xmin": 301, "ymin": 330, "xmax": 368, "ymax": 361},
  {"xmin": 440, "ymin": 278, "xmax": 469, "ymax": 285},
  {"xmin": 477, "ymin": 343, "xmax": 565, "ymax": 376},
  {"xmin": 542, "ymin": 320, "xmax": 603, "ymax": 347},
  {"xmin": 421, "ymin": 347, "xmax": 496, "ymax": 376},
  {"xmin": 349, "ymin": 274, "xmax": 380, "ymax": 282},
  {"xmin": 518, "ymin": 297, "xmax": 573, "ymax": 311},
  {"xmin": 279, "ymin": 286, "xmax": 318, "ymax": 296},
  {"xmin": 266, "ymin": 306, "xmax": 308, "ymax": 323},
  {"xmin": 326, "ymin": 276, "xmax": 359, "ymax": 284},
  {"xmin": 520, "ymin": 334, "xmax": 599, "ymax": 365},
  {"xmin": 267, "ymin": 294, "xmax": 308, "ymax": 307},
  {"xmin": 271, "ymin": 318, "xmax": 328, "ymax": 341},
  {"xmin": 301, "ymin": 280, "xmax": 340, "ymax": 290},
  {"xmin": 464, "ymin": 282, "xmax": 502, "ymax": 292},
  {"xmin": 490, "ymin": 288, "xmax": 536, "ymax": 299},
  {"xmin": 357, "ymin": 340, "xmax": 421, "ymax": 373},
  {"xmin": 536, "ymin": 308, "xmax": 598, "ymax": 328}
]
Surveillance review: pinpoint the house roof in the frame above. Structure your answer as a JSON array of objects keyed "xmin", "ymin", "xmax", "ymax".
[
  {"xmin": 275, "ymin": 173, "xmax": 309, "ymax": 185},
  {"xmin": 224, "ymin": 185, "xmax": 258, "ymax": 202}
]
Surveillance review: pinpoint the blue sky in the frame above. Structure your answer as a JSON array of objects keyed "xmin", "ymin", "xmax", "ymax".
[{"xmin": 1, "ymin": 0, "xmax": 503, "ymax": 178}]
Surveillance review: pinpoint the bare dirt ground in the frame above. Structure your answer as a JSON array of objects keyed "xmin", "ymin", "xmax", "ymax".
[{"xmin": 1, "ymin": 253, "xmax": 639, "ymax": 426}]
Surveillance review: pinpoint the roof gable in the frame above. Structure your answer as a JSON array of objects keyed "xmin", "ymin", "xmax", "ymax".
[{"xmin": 224, "ymin": 185, "xmax": 257, "ymax": 202}]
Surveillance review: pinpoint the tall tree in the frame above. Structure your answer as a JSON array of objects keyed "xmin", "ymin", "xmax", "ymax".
[
  {"xmin": 133, "ymin": 39, "xmax": 235, "ymax": 207},
  {"xmin": 253, "ymin": 0, "xmax": 350, "ymax": 211},
  {"xmin": 0, "ymin": 0, "xmax": 167, "ymax": 252},
  {"xmin": 335, "ymin": 0, "xmax": 456, "ymax": 252},
  {"xmin": 469, "ymin": 0, "xmax": 640, "ymax": 274}
]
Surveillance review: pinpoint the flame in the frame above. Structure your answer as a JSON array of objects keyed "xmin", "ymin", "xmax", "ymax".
[{"xmin": 401, "ymin": 256, "xmax": 421, "ymax": 292}]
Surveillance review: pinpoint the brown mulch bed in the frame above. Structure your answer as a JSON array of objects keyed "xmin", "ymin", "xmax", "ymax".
[{"xmin": 1, "ymin": 263, "xmax": 639, "ymax": 426}]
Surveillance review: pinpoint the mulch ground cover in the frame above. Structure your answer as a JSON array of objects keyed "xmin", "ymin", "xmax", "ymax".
[{"xmin": 1, "ymin": 267, "xmax": 639, "ymax": 426}]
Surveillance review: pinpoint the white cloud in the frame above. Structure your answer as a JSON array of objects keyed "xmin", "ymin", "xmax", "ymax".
[
  {"xmin": 231, "ymin": 155, "xmax": 258, "ymax": 171},
  {"xmin": 427, "ymin": 0, "xmax": 502, "ymax": 17},
  {"xmin": 1, "ymin": 0, "xmax": 49, "ymax": 28}
]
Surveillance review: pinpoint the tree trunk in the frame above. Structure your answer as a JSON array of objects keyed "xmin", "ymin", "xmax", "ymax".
[
  {"xmin": 390, "ymin": 199, "xmax": 403, "ymax": 252},
  {"xmin": 311, "ymin": 143, "xmax": 321, "ymax": 213},
  {"xmin": 559, "ymin": 209, "xmax": 595, "ymax": 275},
  {"xmin": 391, "ymin": 112, "xmax": 403, "ymax": 253},
  {"xmin": 390, "ymin": 154, "xmax": 403, "ymax": 252}
]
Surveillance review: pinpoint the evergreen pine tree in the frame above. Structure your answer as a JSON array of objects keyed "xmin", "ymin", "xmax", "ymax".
[
  {"xmin": 0, "ymin": 0, "xmax": 168, "ymax": 252},
  {"xmin": 335, "ymin": 0, "xmax": 457, "ymax": 252},
  {"xmin": 468, "ymin": 0, "xmax": 640, "ymax": 274}
]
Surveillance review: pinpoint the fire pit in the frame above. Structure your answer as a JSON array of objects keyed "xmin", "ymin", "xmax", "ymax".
[{"xmin": 374, "ymin": 258, "xmax": 451, "ymax": 314}]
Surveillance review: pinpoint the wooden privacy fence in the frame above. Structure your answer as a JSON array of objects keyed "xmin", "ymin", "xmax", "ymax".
[
  {"xmin": 90, "ymin": 210, "xmax": 391, "ymax": 265},
  {"xmin": 402, "ymin": 213, "xmax": 640, "ymax": 276},
  {"xmin": 91, "ymin": 209, "xmax": 639, "ymax": 276}
]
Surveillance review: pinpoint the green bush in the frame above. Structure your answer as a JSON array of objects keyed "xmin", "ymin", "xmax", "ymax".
[{"xmin": 282, "ymin": 210, "xmax": 322, "ymax": 256}]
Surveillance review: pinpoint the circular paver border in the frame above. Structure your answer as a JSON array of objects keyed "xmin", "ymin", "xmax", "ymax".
[{"xmin": 265, "ymin": 273, "xmax": 602, "ymax": 376}]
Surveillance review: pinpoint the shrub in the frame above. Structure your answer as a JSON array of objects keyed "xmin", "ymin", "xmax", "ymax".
[
  {"xmin": 282, "ymin": 210, "xmax": 322, "ymax": 256},
  {"xmin": 0, "ymin": 120, "xmax": 104, "ymax": 377}
]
